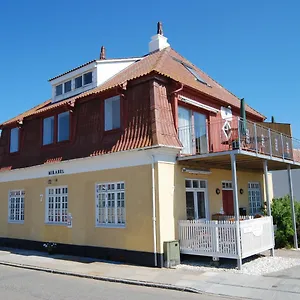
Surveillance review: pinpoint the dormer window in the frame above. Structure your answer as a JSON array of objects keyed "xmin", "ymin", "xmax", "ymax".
[
  {"xmin": 10, "ymin": 127, "xmax": 20, "ymax": 153},
  {"xmin": 83, "ymin": 72, "xmax": 93, "ymax": 85},
  {"xmin": 43, "ymin": 111, "xmax": 70, "ymax": 146},
  {"xmin": 56, "ymin": 84, "xmax": 63, "ymax": 96},
  {"xmin": 75, "ymin": 76, "xmax": 83, "ymax": 89},
  {"xmin": 58, "ymin": 112, "xmax": 70, "ymax": 142},
  {"xmin": 105, "ymin": 96, "xmax": 121, "ymax": 131},
  {"xmin": 64, "ymin": 80, "xmax": 72, "ymax": 93}
]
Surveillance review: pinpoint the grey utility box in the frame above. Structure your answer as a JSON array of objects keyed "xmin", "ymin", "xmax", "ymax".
[{"xmin": 163, "ymin": 240, "xmax": 180, "ymax": 268}]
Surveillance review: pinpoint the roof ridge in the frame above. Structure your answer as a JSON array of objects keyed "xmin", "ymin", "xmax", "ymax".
[{"xmin": 151, "ymin": 47, "xmax": 171, "ymax": 71}]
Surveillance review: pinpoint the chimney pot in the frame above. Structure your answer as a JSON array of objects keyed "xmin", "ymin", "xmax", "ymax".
[{"xmin": 100, "ymin": 46, "xmax": 106, "ymax": 60}]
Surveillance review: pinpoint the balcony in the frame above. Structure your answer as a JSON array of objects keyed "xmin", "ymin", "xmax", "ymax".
[{"xmin": 178, "ymin": 117, "xmax": 300, "ymax": 170}]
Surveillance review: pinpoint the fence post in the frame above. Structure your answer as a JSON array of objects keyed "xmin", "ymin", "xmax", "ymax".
[{"xmin": 281, "ymin": 133, "xmax": 284, "ymax": 159}]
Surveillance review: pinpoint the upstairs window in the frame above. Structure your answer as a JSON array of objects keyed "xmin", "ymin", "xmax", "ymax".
[
  {"xmin": 10, "ymin": 127, "xmax": 19, "ymax": 153},
  {"xmin": 64, "ymin": 80, "xmax": 72, "ymax": 93},
  {"xmin": 58, "ymin": 112, "xmax": 70, "ymax": 142},
  {"xmin": 83, "ymin": 72, "xmax": 93, "ymax": 85},
  {"xmin": 75, "ymin": 76, "xmax": 83, "ymax": 89},
  {"xmin": 42, "ymin": 112, "xmax": 70, "ymax": 145},
  {"xmin": 43, "ymin": 116, "xmax": 55, "ymax": 145},
  {"xmin": 56, "ymin": 84, "xmax": 63, "ymax": 96},
  {"xmin": 105, "ymin": 96, "xmax": 120, "ymax": 131}
]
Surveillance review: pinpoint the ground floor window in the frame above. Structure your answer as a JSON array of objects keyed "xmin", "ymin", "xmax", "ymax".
[
  {"xmin": 96, "ymin": 182, "xmax": 125, "ymax": 227},
  {"xmin": 185, "ymin": 179, "xmax": 208, "ymax": 220},
  {"xmin": 8, "ymin": 190, "xmax": 25, "ymax": 223},
  {"xmin": 248, "ymin": 182, "xmax": 262, "ymax": 215},
  {"xmin": 46, "ymin": 186, "xmax": 68, "ymax": 224}
]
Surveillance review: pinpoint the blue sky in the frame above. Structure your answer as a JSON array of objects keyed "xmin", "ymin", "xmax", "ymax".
[{"xmin": 1, "ymin": 0, "xmax": 299, "ymax": 137}]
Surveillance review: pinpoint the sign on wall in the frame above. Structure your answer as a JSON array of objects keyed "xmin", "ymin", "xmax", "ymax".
[
  {"xmin": 48, "ymin": 169, "xmax": 64, "ymax": 176},
  {"xmin": 67, "ymin": 213, "xmax": 72, "ymax": 228}
]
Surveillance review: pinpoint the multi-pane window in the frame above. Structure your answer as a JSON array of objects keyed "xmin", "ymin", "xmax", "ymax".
[
  {"xmin": 8, "ymin": 190, "xmax": 25, "ymax": 223},
  {"xmin": 96, "ymin": 182, "xmax": 125, "ymax": 227},
  {"xmin": 104, "ymin": 96, "xmax": 121, "ymax": 131},
  {"xmin": 75, "ymin": 76, "xmax": 83, "ymax": 89},
  {"xmin": 46, "ymin": 186, "xmax": 68, "ymax": 224},
  {"xmin": 64, "ymin": 80, "xmax": 72, "ymax": 93},
  {"xmin": 42, "ymin": 112, "xmax": 70, "ymax": 145},
  {"xmin": 10, "ymin": 127, "xmax": 20, "ymax": 153},
  {"xmin": 56, "ymin": 84, "xmax": 63, "ymax": 96},
  {"xmin": 58, "ymin": 112, "xmax": 70, "ymax": 142},
  {"xmin": 222, "ymin": 181, "xmax": 233, "ymax": 190},
  {"xmin": 43, "ymin": 116, "xmax": 55, "ymax": 145},
  {"xmin": 248, "ymin": 182, "xmax": 262, "ymax": 215},
  {"xmin": 83, "ymin": 72, "xmax": 93, "ymax": 85}
]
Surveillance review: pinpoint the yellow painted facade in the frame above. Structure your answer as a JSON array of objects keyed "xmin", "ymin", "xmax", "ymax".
[
  {"xmin": 0, "ymin": 164, "xmax": 154, "ymax": 253},
  {"xmin": 0, "ymin": 159, "xmax": 272, "ymax": 257}
]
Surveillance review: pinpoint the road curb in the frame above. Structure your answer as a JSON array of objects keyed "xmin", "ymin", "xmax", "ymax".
[{"xmin": 0, "ymin": 261, "xmax": 201, "ymax": 295}]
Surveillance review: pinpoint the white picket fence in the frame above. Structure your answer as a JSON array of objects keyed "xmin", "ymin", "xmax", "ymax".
[{"xmin": 178, "ymin": 216, "xmax": 274, "ymax": 259}]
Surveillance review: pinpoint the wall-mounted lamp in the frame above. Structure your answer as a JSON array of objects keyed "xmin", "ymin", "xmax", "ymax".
[
  {"xmin": 240, "ymin": 189, "xmax": 244, "ymax": 195},
  {"xmin": 216, "ymin": 188, "xmax": 221, "ymax": 195}
]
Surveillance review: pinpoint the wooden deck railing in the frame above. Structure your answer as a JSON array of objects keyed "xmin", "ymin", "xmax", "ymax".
[{"xmin": 178, "ymin": 117, "xmax": 300, "ymax": 162}]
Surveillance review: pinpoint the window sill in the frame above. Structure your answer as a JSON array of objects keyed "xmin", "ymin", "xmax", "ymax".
[
  {"xmin": 104, "ymin": 128, "xmax": 122, "ymax": 134},
  {"xmin": 8, "ymin": 221, "xmax": 24, "ymax": 224},
  {"xmin": 96, "ymin": 224, "xmax": 126, "ymax": 229},
  {"xmin": 42, "ymin": 140, "xmax": 70, "ymax": 149},
  {"xmin": 45, "ymin": 222, "xmax": 68, "ymax": 226}
]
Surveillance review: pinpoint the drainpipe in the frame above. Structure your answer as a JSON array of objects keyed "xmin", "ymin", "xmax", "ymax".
[{"xmin": 151, "ymin": 154, "xmax": 158, "ymax": 267}]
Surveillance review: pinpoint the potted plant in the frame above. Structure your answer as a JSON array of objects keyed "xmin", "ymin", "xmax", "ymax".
[{"xmin": 43, "ymin": 242, "xmax": 57, "ymax": 255}]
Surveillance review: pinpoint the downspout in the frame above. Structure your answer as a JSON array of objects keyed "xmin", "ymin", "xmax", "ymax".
[{"xmin": 151, "ymin": 154, "xmax": 158, "ymax": 267}]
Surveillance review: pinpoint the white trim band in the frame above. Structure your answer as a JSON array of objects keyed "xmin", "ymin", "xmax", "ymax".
[{"xmin": 179, "ymin": 95, "xmax": 219, "ymax": 114}]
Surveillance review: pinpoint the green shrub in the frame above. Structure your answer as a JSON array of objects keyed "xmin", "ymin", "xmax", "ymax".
[{"xmin": 271, "ymin": 196, "xmax": 300, "ymax": 248}]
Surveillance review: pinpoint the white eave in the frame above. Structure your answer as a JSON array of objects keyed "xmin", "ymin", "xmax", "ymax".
[{"xmin": 179, "ymin": 95, "xmax": 219, "ymax": 114}]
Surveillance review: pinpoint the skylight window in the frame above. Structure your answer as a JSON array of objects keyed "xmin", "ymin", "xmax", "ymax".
[
  {"xmin": 184, "ymin": 65, "xmax": 207, "ymax": 85},
  {"xmin": 171, "ymin": 56, "xmax": 210, "ymax": 87}
]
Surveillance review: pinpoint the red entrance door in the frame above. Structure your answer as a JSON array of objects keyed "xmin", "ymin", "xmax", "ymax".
[{"xmin": 222, "ymin": 190, "xmax": 234, "ymax": 215}]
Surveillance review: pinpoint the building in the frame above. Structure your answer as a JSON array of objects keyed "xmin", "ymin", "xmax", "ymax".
[
  {"xmin": 0, "ymin": 23, "xmax": 299, "ymax": 268},
  {"xmin": 272, "ymin": 169, "xmax": 300, "ymax": 200}
]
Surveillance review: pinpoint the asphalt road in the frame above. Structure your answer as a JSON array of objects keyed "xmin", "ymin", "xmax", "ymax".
[{"xmin": 0, "ymin": 265, "xmax": 238, "ymax": 300}]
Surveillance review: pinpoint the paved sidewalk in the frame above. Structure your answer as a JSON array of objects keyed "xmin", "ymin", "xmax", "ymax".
[{"xmin": 1, "ymin": 248, "xmax": 300, "ymax": 299}]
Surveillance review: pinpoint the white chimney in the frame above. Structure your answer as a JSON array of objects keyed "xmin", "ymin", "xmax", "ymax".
[{"xmin": 149, "ymin": 22, "xmax": 170, "ymax": 53}]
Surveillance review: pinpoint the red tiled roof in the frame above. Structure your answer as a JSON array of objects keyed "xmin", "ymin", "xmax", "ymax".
[
  {"xmin": 0, "ymin": 100, "xmax": 51, "ymax": 127},
  {"xmin": 1, "ymin": 47, "xmax": 265, "ymax": 127}
]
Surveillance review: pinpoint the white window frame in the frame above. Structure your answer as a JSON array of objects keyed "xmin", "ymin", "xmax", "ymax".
[
  {"xmin": 10, "ymin": 127, "xmax": 19, "ymax": 153},
  {"xmin": 95, "ymin": 181, "xmax": 125, "ymax": 228},
  {"xmin": 8, "ymin": 189, "xmax": 25, "ymax": 224},
  {"xmin": 83, "ymin": 71, "xmax": 93, "ymax": 86},
  {"xmin": 248, "ymin": 182, "xmax": 262, "ymax": 215},
  {"xmin": 43, "ymin": 116, "xmax": 55, "ymax": 145},
  {"xmin": 45, "ymin": 186, "xmax": 68, "ymax": 225},
  {"xmin": 104, "ymin": 96, "xmax": 121, "ymax": 131},
  {"xmin": 185, "ymin": 179, "xmax": 209, "ymax": 220},
  {"xmin": 56, "ymin": 84, "xmax": 63, "ymax": 96},
  {"xmin": 222, "ymin": 181, "xmax": 233, "ymax": 190},
  {"xmin": 57, "ymin": 111, "xmax": 70, "ymax": 142}
]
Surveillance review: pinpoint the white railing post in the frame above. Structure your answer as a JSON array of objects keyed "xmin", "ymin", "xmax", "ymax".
[
  {"xmin": 254, "ymin": 123, "xmax": 258, "ymax": 154},
  {"xmin": 281, "ymin": 133, "xmax": 284, "ymax": 159},
  {"xmin": 264, "ymin": 160, "xmax": 274, "ymax": 256}
]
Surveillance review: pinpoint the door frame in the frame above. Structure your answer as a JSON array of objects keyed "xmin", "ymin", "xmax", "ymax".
[
  {"xmin": 221, "ymin": 180, "xmax": 234, "ymax": 215},
  {"xmin": 185, "ymin": 178, "xmax": 209, "ymax": 220}
]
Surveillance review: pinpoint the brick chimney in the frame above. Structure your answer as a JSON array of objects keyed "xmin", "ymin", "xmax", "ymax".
[{"xmin": 100, "ymin": 46, "xmax": 106, "ymax": 60}]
